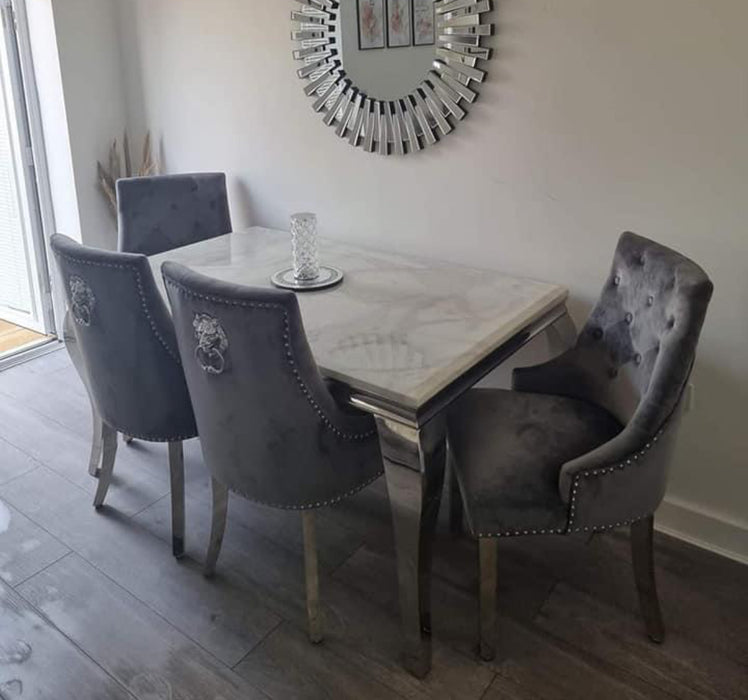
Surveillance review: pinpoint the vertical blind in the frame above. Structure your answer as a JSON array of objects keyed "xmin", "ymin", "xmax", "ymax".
[{"xmin": 0, "ymin": 46, "xmax": 32, "ymax": 316}]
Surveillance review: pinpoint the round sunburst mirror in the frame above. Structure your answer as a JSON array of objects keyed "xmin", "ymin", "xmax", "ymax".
[{"xmin": 291, "ymin": 0, "xmax": 494, "ymax": 155}]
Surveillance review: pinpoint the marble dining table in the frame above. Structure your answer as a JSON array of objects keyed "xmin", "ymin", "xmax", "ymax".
[{"xmin": 149, "ymin": 226, "xmax": 571, "ymax": 677}]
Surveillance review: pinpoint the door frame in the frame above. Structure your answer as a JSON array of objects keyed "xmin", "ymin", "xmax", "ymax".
[
  {"xmin": 3, "ymin": 0, "xmax": 57, "ymax": 332},
  {"xmin": 0, "ymin": 0, "xmax": 62, "ymax": 368}
]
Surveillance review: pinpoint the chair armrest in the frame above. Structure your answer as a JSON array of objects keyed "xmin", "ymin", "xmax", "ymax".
[
  {"xmin": 559, "ymin": 425, "xmax": 649, "ymax": 500},
  {"xmin": 558, "ymin": 405, "xmax": 684, "ymax": 532}
]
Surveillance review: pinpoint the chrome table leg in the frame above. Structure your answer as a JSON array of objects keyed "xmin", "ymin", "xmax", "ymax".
[
  {"xmin": 375, "ymin": 415, "xmax": 446, "ymax": 679},
  {"xmin": 546, "ymin": 310, "xmax": 577, "ymax": 355}
]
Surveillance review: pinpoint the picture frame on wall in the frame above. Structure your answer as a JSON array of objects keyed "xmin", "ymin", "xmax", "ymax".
[
  {"xmin": 386, "ymin": 0, "xmax": 412, "ymax": 48},
  {"xmin": 357, "ymin": 0, "xmax": 386, "ymax": 50},
  {"xmin": 412, "ymin": 0, "xmax": 436, "ymax": 46}
]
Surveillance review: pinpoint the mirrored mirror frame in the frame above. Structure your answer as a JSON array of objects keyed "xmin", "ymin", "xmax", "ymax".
[{"xmin": 291, "ymin": 0, "xmax": 493, "ymax": 155}]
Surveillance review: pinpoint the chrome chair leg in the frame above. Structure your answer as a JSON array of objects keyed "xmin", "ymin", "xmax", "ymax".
[
  {"xmin": 93, "ymin": 424, "xmax": 118, "ymax": 509},
  {"xmin": 168, "ymin": 441, "xmax": 185, "ymax": 559},
  {"xmin": 66, "ymin": 312, "xmax": 104, "ymax": 480},
  {"xmin": 478, "ymin": 537, "xmax": 498, "ymax": 661},
  {"xmin": 204, "ymin": 478, "xmax": 229, "ymax": 578},
  {"xmin": 631, "ymin": 515, "xmax": 665, "ymax": 643},
  {"xmin": 302, "ymin": 510, "xmax": 323, "ymax": 644},
  {"xmin": 88, "ymin": 409, "xmax": 104, "ymax": 478}
]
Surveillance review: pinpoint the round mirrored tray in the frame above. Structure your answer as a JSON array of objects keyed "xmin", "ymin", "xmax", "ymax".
[{"xmin": 271, "ymin": 266, "xmax": 344, "ymax": 292}]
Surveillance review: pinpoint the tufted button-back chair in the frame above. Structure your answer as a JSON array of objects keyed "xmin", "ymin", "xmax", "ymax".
[
  {"xmin": 51, "ymin": 234, "xmax": 198, "ymax": 559},
  {"xmin": 162, "ymin": 261, "xmax": 383, "ymax": 643},
  {"xmin": 117, "ymin": 173, "xmax": 232, "ymax": 257},
  {"xmin": 447, "ymin": 232, "xmax": 713, "ymax": 660}
]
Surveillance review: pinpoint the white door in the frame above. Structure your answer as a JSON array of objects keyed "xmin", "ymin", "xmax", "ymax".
[{"xmin": 0, "ymin": 0, "xmax": 51, "ymax": 335}]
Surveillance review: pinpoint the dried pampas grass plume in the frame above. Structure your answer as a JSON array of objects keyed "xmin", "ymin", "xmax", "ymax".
[{"xmin": 97, "ymin": 131, "xmax": 159, "ymax": 216}]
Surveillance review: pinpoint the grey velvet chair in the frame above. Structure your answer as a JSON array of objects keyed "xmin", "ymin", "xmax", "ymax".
[
  {"xmin": 117, "ymin": 173, "xmax": 232, "ymax": 257},
  {"xmin": 447, "ymin": 232, "xmax": 713, "ymax": 660},
  {"xmin": 161, "ymin": 261, "xmax": 383, "ymax": 643},
  {"xmin": 50, "ymin": 234, "xmax": 198, "ymax": 558}
]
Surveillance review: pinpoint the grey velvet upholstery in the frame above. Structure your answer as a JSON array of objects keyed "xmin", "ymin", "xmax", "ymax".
[
  {"xmin": 161, "ymin": 262, "xmax": 383, "ymax": 509},
  {"xmin": 117, "ymin": 173, "xmax": 232, "ymax": 257},
  {"xmin": 50, "ymin": 234, "xmax": 197, "ymax": 442},
  {"xmin": 449, "ymin": 390, "xmax": 622, "ymax": 536},
  {"xmin": 448, "ymin": 232, "xmax": 713, "ymax": 537}
]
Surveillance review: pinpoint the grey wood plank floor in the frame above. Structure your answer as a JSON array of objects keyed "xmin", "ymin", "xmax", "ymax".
[{"xmin": 0, "ymin": 349, "xmax": 746, "ymax": 699}]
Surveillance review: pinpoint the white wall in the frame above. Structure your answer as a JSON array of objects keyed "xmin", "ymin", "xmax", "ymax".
[
  {"xmin": 49, "ymin": 0, "xmax": 126, "ymax": 249},
  {"xmin": 24, "ymin": 0, "xmax": 81, "ymax": 246},
  {"xmin": 112, "ymin": 0, "xmax": 747, "ymax": 558}
]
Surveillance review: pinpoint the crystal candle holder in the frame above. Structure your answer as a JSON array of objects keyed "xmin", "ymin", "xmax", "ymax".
[{"xmin": 291, "ymin": 212, "xmax": 320, "ymax": 281}]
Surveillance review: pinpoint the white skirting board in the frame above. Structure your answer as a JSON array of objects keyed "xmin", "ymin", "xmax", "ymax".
[{"xmin": 656, "ymin": 497, "xmax": 748, "ymax": 566}]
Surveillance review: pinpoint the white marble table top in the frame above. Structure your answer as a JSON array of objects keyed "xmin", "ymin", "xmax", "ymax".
[{"xmin": 150, "ymin": 227, "xmax": 568, "ymax": 411}]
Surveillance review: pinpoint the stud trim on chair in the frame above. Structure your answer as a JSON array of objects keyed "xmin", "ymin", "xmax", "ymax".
[
  {"xmin": 163, "ymin": 277, "xmax": 378, "ymax": 443},
  {"xmin": 475, "ymin": 427, "xmax": 667, "ymax": 538},
  {"xmin": 566, "ymin": 427, "xmax": 665, "ymax": 533},
  {"xmin": 55, "ymin": 248, "xmax": 196, "ymax": 443},
  {"xmin": 56, "ymin": 251, "xmax": 183, "ymax": 365},
  {"xmin": 222, "ymin": 468, "xmax": 384, "ymax": 512}
]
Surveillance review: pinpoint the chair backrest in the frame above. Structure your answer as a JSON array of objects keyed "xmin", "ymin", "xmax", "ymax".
[
  {"xmin": 567, "ymin": 232, "xmax": 713, "ymax": 434},
  {"xmin": 50, "ymin": 234, "xmax": 197, "ymax": 441},
  {"xmin": 117, "ymin": 173, "xmax": 232, "ymax": 256},
  {"xmin": 162, "ymin": 262, "xmax": 380, "ymax": 508}
]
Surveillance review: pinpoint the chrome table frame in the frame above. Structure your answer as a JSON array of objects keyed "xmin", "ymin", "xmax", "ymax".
[{"xmin": 347, "ymin": 303, "xmax": 574, "ymax": 677}]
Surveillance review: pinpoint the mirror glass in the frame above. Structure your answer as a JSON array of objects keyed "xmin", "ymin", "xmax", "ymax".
[
  {"xmin": 291, "ymin": 0, "xmax": 493, "ymax": 155},
  {"xmin": 338, "ymin": 0, "xmax": 437, "ymax": 101}
]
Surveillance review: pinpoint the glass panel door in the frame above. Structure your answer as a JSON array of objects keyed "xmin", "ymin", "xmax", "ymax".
[{"xmin": 0, "ymin": 0, "xmax": 53, "ymax": 346}]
